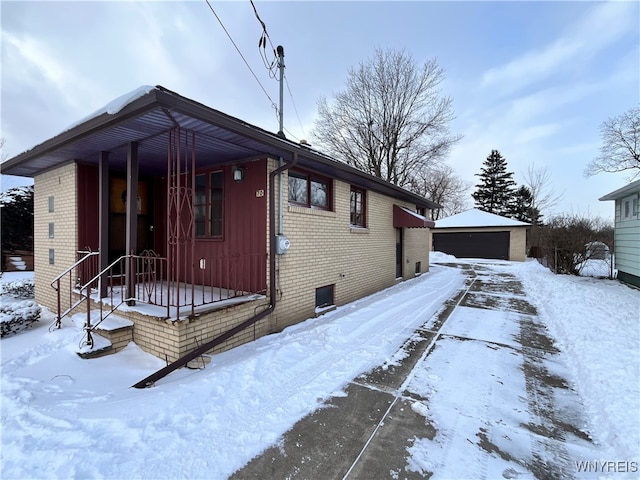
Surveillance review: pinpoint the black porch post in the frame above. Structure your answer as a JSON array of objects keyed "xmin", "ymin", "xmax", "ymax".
[
  {"xmin": 125, "ymin": 142, "xmax": 138, "ymax": 305},
  {"xmin": 98, "ymin": 151, "xmax": 109, "ymax": 298}
]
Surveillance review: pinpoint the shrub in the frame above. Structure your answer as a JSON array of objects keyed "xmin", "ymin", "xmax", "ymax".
[
  {"xmin": 0, "ymin": 300, "xmax": 41, "ymax": 337},
  {"xmin": 534, "ymin": 213, "xmax": 614, "ymax": 275},
  {"xmin": 0, "ymin": 279, "xmax": 35, "ymax": 299}
]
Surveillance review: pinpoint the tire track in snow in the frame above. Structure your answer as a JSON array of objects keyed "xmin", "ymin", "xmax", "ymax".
[
  {"xmin": 224, "ymin": 267, "xmax": 467, "ymax": 441},
  {"xmin": 342, "ymin": 264, "xmax": 477, "ymax": 479}
]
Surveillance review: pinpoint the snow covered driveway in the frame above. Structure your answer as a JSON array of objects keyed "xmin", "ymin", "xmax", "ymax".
[
  {"xmin": 400, "ymin": 262, "xmax": 597, "ymax": 479},
  {"xmin": 236, "ymin": 260, "xmax": 638, "ymax": 479},
  {"xmin": 1, "ymin": 260, "xmax": 638, "ymax": 479}
]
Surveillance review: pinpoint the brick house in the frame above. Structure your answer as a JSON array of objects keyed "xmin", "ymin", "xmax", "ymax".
[{"xmin": 2, "ymin": 86, "xmax": 437, "ymax": 379}]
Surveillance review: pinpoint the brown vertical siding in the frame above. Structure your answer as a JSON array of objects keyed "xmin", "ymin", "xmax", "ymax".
[
  {"xmin": 185, "ymin": 159, "xmax": 268, "ymax": 293},
  {"xmin": 77, "ymin": 163, "xmax": 99, "ymax": 251}
]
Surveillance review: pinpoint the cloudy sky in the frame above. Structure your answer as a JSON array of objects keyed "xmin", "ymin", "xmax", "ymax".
[{"xmin": 1, "ymin": 1, "xmax": 638, "ymax": 219}]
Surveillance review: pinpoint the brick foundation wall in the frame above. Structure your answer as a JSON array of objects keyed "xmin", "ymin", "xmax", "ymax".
[
  {"xmin": 95, "ymin": 325, "xmax": 134, "ymax": 353},
  {"xmin": 130, "ymin": 299, "xmax": 272, "ymax": 362}
]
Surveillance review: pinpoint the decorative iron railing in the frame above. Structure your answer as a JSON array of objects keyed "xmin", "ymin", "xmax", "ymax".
[
  {"xmin": 51, "ymin": 250, "xmax": 267, "ymax": 348},
  {"xmin": 50, "ymin": 249, "xmax": 99, "ymax": 330}
]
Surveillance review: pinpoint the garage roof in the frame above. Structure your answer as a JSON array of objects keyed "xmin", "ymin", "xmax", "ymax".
[
  {"xmin": 1, "ymin": 85, "xmax": 439, "ymax": 210},
  {"xmin": 434, "ymin": 208, "xmax": 530, "ymax": 228}
]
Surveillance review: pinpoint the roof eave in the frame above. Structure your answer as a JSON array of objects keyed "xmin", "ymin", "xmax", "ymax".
[
  {"xmin": 599, "ymin": 179, "xmax": 640, "ymax": 201},
  {"xmin": 1, "ymin": 85, "xmax": 437, "ymax": 209},
  {"xmin": 1, "ymin": 88, "xmax": 165, "ymax": 177},
  {"xmin": 157, "ymin": 88, "xmax": 438, "ymax": 208}
]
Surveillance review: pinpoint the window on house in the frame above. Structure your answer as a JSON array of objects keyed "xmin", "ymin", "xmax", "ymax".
[
  {"xmin": 350, "ymin": 187, "xmax": 366, "ymax": 227},
  {"xmin": 288, "ymin": 170, "xmax": 331, "ymax": 209},
  {"xmin": 315, "ymin": 284, "xmax": 335, "ymax": 308},
  {"xmin": 633, "ymin": 198, "xmax": 639, "ymax": 217},
  {"xmin": 48, "ymin": 249, "xmax": 55, "ymax": 265},
  {"xmin": 48, "ymin": 196, "xmax": 55, "ymax": 213},
  {"xmin": 624, "ymin": 200, "xmax": 631, "ymax": 219},
  {"xmin": 416, "ymin": 206, "xmax": 426, "ymax": 217},
  {"xmin": 195, "ymin": 171, "xmax": 224, "ymax": 238},
  {"xmin": 48, "ymin": 223, "xmax": 54, "ymax": 239}
]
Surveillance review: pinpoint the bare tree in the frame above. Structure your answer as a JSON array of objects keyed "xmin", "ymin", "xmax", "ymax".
[
  {"xmin": 312, "ymin": 48, "xmax": 460, "ymax": 188},
  {"xmin": 537, "ymin": 213, "xmax": 613, "ymax": 276},
  {"xmin": 409, "ymin": 164, "xmax": 470, "ymax": 220},
  {"xmin": 585, "ymin": 106, "xmax": 640, "ymax": 178},
  {"xmin": 522, "ymin": 164, "xmax": 564, "ymax": 220}
]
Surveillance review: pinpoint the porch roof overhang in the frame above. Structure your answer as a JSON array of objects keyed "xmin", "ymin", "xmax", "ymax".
[
  {"xmin": 1, "ymin": 85, "xmax": 439, "ymax": 210},
  {"xmin": 393, "ymin": 204, "xmax": 435, "ymax": 228}
]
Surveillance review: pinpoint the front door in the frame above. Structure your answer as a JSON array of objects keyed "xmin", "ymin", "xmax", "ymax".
[
  {"xmin": 109, "ymin": 176, "xmax": 154, "ymax": 264},
  {"xmin": 396, "ymin": 228, "xmax": 403, "ymax": 278}
]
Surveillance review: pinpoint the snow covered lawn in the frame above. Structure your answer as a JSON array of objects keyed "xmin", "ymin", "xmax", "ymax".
[{"xmin": 1, "ymin": 259, "xmax": 638, "ymax": 479}]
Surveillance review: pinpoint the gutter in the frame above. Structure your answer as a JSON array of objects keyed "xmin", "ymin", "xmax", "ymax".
[{"xmin": 132, "ymin": 153, "xmax": 298, "ymax": 388}]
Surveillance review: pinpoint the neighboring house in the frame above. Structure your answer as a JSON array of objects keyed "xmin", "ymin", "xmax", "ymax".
[
  {"xmin": 432, "ymin": 208, "xmax": 530, "ymax": 261},
  {"xmin": 1, "ymin": 85, "xmax": 437, "ymax": 370},
  {"xmin": 599, "ymin": 180, "xmax": 640, "ymax": 288}
]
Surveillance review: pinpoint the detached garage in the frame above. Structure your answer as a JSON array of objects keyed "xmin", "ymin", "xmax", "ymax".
[{"xmin": 432, "ymin": 209, "xmax": 530, "ymax": 261}]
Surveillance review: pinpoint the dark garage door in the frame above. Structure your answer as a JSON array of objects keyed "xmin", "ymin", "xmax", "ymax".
[{"xmin": 433, "ymin": 231, "xmax": 510, "ymax": 260}]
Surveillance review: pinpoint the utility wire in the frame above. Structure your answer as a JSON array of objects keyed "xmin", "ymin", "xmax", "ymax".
[
  {"xmin": 207, "ymin": 0, "xmax": 307, "ymax": 140},
  {"xmin": 285, "ymin": 74, "xmax": 307, "ymax": 140},
  {"xmin": 250, "ymin": 0, "xmax": 278, "ymax": 78},
  {"xmin": 205, "ymin": 0, "xmax": 277, "ymax": 112},
  {"xmin": 249, "ymin": 1, "xmax": 308, "ymax": 141}
]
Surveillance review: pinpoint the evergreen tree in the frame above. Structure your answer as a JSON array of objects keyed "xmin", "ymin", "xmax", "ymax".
[
  {"xmin": 1, "ymin": 185, "xmax": 34, "ymax": 252},
  {"xmin": 512, "ymin": 185, "xmax": 541, "ymax": 224},
  {"xmin": 472, "ymin": 150, "xmax": 516, "ymax": 216}
]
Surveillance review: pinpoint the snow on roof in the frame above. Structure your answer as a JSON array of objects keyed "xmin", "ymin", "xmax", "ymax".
[
  {"xmin": 434, "ymin": 208, "xmax": 530, "ymax": 228},
  {"xmin": 64, "ymin": 85, "xmax": 157, "ymax": 132},
  {"xmin": 398, "ymin": 205, "xmax": 425, "ymax": 220}
]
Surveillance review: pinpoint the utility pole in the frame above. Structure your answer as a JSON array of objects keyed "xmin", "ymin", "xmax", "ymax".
[
  {"xmin": 276, "ymin": 45, "xmax": 286, "ymax": 234},
  {"xmin": 276, "ymin": 45, "xmax": 285, "ymax": 138}
]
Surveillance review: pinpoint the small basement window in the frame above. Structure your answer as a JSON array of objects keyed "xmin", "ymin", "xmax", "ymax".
[{"xmin": 315, "ymin": 284, "xmax": 335, "ymax": 312}]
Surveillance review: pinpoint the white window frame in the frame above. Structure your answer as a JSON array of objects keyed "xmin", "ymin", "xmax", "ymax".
[{"xmin": 621, "ymin": 194, "xmax": 639, "ymax": 221}]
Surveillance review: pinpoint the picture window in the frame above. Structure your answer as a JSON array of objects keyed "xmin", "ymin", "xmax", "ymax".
[{"xmin": 288, "ymin": 170, "xmax": 331, "ymax": 210}]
